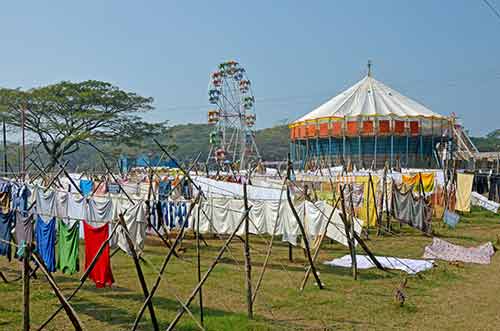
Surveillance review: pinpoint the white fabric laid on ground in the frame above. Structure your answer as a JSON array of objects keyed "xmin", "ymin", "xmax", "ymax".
[
  {"xmin": 191, "ymin": 197, "xmax": 362, "ymax": 247},
  {"xmin": 471, "ymin": 192, "xmax": 500, "ymax": 213},
  {"xmin": 423, "ymin": 237, "xmax": 495, "ymax": 264},
  {"xmin": 323, "ymin": 254, "xmax": 434, "ymax": 275}
]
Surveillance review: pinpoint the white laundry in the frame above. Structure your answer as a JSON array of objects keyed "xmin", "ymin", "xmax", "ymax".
[
  {"xmin": 323, "ymin": 254, "xmax": 434, "ymax": 275},
  {"xmin": 190, "ymin": 197, "xmax": 361, "ymax": 247},
  {"xmin": 471, "ymin": 192, "xmax": 500, "ymax": 213}
]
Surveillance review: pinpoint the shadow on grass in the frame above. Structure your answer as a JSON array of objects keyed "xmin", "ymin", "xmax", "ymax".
[{"xmin": 70, "ymin": 291, "xmax": 253, "ymax": 329}]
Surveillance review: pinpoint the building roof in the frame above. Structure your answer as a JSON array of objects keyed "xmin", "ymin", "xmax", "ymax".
[{"xmin": 292, "ymin": 75, "xmax": 445, "ymax": 125}]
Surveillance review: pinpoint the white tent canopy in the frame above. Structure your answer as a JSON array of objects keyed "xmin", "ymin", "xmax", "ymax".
[{"xmin": 293, "ymin": 75, "xmax": 444, "ymax": 125}]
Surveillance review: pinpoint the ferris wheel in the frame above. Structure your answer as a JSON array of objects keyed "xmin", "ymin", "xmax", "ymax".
[{"xmin": 207, "ymin": 60, "xmax": 260, "ymax": 170}]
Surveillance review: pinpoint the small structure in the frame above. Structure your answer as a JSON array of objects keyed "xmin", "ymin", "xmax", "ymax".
[{"xmin": 289, "ymin": 63, "xmax": 453, "ymax": 169}]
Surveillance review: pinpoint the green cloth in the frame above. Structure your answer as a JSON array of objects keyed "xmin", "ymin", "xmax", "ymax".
[{"xmin": 56, "ymin": 220, "xmax": 80, "ymax": 275}]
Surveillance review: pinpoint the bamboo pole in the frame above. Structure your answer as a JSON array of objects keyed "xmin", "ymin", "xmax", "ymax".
[
  {"xmin": 98, "ymin": 154, "xmax": 178, "ymax": 254},
  {"xmin": 286, "ymin": 185, "xmax": 323, "ymax": 289},
  {"xmin": 300, "ymin": 194, "xmax": 341, "ymax": 291},
  {"xmin": 132, "ymin": 194, "xmax": 200, "ymax": 331},
  {"xmin": 196, "ymin": 198, "xmax": 204, "ymax": 326},
  {"xmin": 165, "ymin": 208, "xmax": 251, "ymax": 331},
  {"xmin": 384, "ymin": 165, "xmax": 392, "ymax": 231},
  {"xmin": 36, "ymin": 221, "xmax": 121, "ymax": 331},
  {"xmin": 368, "ymin": 173, "xmax": 381, "ymax": 237},
  {"xmin": 242, "ymin": 183, "xmax": 253, "ymax": 319},
  {"xmin": 252, "ymin": 183, "xmax": 286, "ymax": 303},
  {"xmin": 339, "ymin": 184, "xmax": 357, "ymax": 280},
  {"xmin": 31, "ymin": 252, "xmax": 83, "ymax": 331},
  {"xmin": 22, "ymin": 244, "xmax": 30, "ymax": 331},
  {"xmin": 118, "ymin": 214, "xmax": 159, "ymax": 331}
]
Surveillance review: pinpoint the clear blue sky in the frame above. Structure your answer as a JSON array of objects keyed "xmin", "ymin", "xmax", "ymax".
[{"xmin": 1, "ymin": 0, "xmax": 499, "ymax": 136}]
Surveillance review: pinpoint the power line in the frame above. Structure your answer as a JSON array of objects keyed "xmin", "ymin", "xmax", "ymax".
[{"xmin": 482, "ymin": 0, "xmax": 500, "ymax": 22}]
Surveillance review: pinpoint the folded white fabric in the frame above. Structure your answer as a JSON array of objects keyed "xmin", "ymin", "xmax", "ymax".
[{"xmin": 323, "ymin": 254, "xmax": 434, "ymax": 274}]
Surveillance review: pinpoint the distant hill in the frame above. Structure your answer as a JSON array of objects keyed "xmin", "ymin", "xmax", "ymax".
[
  {"xmin": 2, "ymin": 124, "xmax": 499, "ymax": 172},
  {"xmin": 166, "ymin": 123, "xmax": 290, "ymax": 161},
  {"xmin": 0, "ymin": 123, "xmax": 292, "ymax": 172}
]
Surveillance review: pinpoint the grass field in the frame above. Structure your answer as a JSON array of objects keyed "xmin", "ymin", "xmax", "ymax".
[{"xmin": 1, "ymin": 207, "xmax": 500, "ymax": 330}]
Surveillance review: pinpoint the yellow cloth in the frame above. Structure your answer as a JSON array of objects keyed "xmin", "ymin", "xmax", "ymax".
[
  {"xmin": 0, "ymin": 192, "xmax": 10, "ymax": 214},
  {"xmin": 402, "ymin": 173, "xmax": 435, "ymax": 193},
  {"xmin": 355, "ymin": 176, "xmax": 379, "ymax": 227},
  {"xmin": 456, "ymin": 173, "xmax": 474, "ymax": 212}
]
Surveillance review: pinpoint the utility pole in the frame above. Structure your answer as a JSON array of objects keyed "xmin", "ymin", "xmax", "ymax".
[
  {"xmin": 2, "ymin": 116, "xmax": 6, "ymax": 173},
  {"xmin": 21, "ymin": 106, "xmax": 26, "ymax": 178}
]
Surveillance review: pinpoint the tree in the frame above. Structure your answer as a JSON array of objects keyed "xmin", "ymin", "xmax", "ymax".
[{"xmin": 0, "ymin": 80, "xmax": 167, "ymax": 168}]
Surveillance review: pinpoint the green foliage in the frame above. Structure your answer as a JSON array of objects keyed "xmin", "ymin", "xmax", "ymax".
[
  {"xmin": 0, "ymin": 80, "xmax": 164, "ymax": 167},
  {"xmin": 470, "ymin": 135, "xmax": 500, "ymax": 152}
]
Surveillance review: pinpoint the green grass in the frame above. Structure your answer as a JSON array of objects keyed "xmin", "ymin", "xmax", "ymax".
[{"xmin": 1, "ymin": 207, "xmax": 500, "ymax": 330}]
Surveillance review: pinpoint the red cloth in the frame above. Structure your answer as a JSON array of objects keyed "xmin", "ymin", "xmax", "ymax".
[{"xmin": 83, "ymin": 222, "xmax": 114, "ymax": 288}]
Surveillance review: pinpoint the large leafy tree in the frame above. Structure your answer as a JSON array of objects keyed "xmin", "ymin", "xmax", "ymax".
[{"xmin": 0, "ymin": 80, "xmax": 167, "ymax": 168}]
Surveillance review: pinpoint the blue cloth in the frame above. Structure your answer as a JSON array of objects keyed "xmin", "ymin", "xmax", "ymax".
[
  {"xmin": 181, "ymin": 180, "xmax": 191, "ymax": 199},
  {"xmin": 0, "ymin": 179, "xmax": 11, "ymax": 193},
  {"xmin": 107, "ymin": 183, "xmax": 121, "ymax": 194},
  {"xmin": 176, "ymin": 202, "xmax": 188, "ymax": 228},
  {"xmin": 169, "ymin": 201, "xmax": 175, "ymax": 228},
  {"xmin": 182, "ymin": 202, "xmax": 188, "ymax": 227},
  {"xmin": 35, "ymin": 216, "xmax": 56, "ymax": 272},
  {"xmin": 444, "ymin": 209, "xmax": 460, "ymax": 228},
  {"xmin": 79, "ymin": 179, "xmax": 94, "ymax": 197},
  {"xmin": 161, "ymin": 201, "xmax": 169, "ymax": 227},
  {"xmin": 12, "ymin": 184, "xmax": 31, "ymax": 212},
  {"xmin": 0, "ymin": 212, "xmax": 12, "ymax": 260},
  {"xmin": 159, "ymin": 181, "xmax": 172, "ymax": 201}
]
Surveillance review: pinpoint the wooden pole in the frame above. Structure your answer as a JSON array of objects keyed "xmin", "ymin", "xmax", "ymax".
[
  {"xmin": 242, "ymin": 183, "xmax": 253, "ymax": 319},
  {"xmin": 252, "ymin": 183, "xmax": 286, "ymax": 303},
  {"xmin": 300, "ymin": 195, "xmax": 341, "ymax": 291},
  {"xmin": 286, "ymin": 185, "xmax": 323, "ymax": 289},
  {"xmin": 99, "ymin": 154, "xmax": 178, "ymax": 254},
  {"xmin": 118, "ymin": 214, "xmax": 159, "ymax": 331},
  {"xmin": 285, "ymin": 154, "xmax": 323, "ymax": 289},
  {"xmin": 30, "ymin": 252, "xmax": 83, "ymax": 331},
  {"xmin": 384, "ymin": 165, "xmax": 392, "ymax": 231},
  {"xmin": 368, "ymin": 173, "xmax": 381, "ymax": 237},
  {"xmin": 2, "ymin": 117, "xmax": 7, "ymax": 173},
  {"xmin": 43, "ymin": 160, "xmax": 69, "ymax": 193},
  {"xmin": 21, "ymin": 107, "xmax": 26, "ymax": 178},
  {"xmin": 347, "ymin": 184, "xmax": 358, "ymax": 278},
  {"xmin": 132, "ymin": 194, "xmax": 200, "ymax": 331},
  {"xmin": 166, "ymin": 208, "xmax": 251, "ymax": 331},
  {"xmin": 36, "ymin": 221, "xmax": 121, "ymax": 331},
  {"xmin": 365, "ymin": 175, "xmax": 370, "ymax": 240},
  {"xmin": 196, "ymin": 198, "xmax": 204, "ymax": 326},
  {"xmin": 339, "ymin": 184, "xmax": 357, "ymax": 280},
  {"xmin": 22, "ymin": 243, "xmax": 30, "ymax": 331},
  {"xmin": 351, "ymin": 230, "xmax": 385, "ymax": 271}
]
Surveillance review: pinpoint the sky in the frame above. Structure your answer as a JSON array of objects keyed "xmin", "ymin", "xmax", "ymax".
[{"xmin": 1, "ymin": 0, "xmax": 500, "ymax": 136}]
